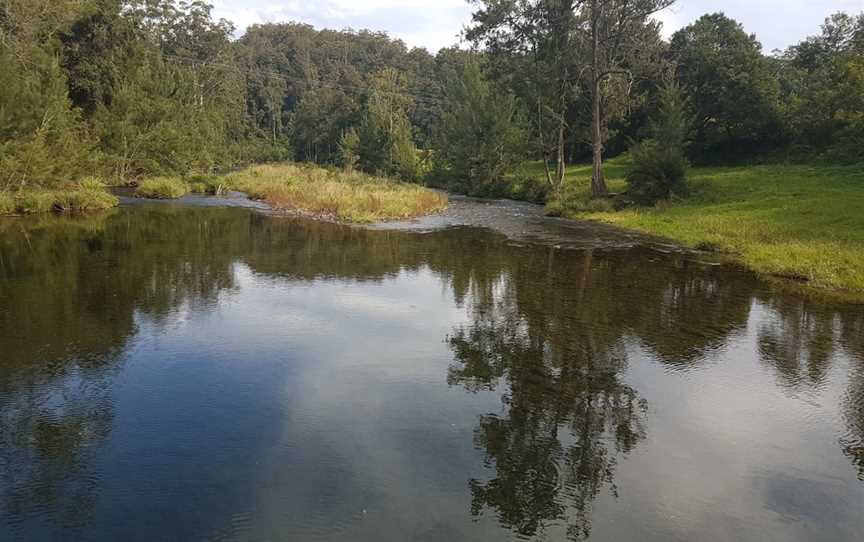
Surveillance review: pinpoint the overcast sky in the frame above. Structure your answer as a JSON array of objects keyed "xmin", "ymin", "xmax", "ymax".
[{"xmin": 210, "ymin": 0, "xmax": 864, "ymax": 53}]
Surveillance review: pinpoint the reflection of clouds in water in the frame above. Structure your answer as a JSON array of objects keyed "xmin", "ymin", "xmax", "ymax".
[
  {"xmin": 221, "ymin": 266, "xmax": 504, "ymax": 540},
  {"xmin": 611, "ymin": 305, "xmax": 864, "ymax": 542},
  {"xmin": 4, "ymin": 206, "xmax": 864, "ymax": 541}
]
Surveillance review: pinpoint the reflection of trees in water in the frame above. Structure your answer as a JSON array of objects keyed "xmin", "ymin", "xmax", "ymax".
[
  {"xmin": 837, "ymin": 307, "xmax": 864, "ymax": 480},
  {"xmin": 0, "ymin": 368, "xmax": 114, "ymax": 537},
  {"xmin": 753, "ymin": 295, "xmax": 864, "ymax": 480},
  {"xmin": 3, "ymin": 207, "xmax": 864, "ymax": 536},
  {"xmin": 448, "ymin": 286, "xmax": 646, "ymax": 540},
  {"xmin": 444, "ymin": 247, "xmax": 762, "ymax": 539},
  {"xmin": 0, "ymin": 208, "xmax": 250, "ymax": 535},
  {"xmin": 757, "ymin": 298, "xmax": 836, "ymax": 388}
]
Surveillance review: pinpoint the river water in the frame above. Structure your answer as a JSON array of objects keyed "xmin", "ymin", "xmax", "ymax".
[{"xmin": 1, "ymin": 198, "xmax": 862, "ymax": 541}]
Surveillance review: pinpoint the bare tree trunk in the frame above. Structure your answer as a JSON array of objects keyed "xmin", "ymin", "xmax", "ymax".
[
  {"xmin": 591, "ymin": 76, "xmax": 607, "ymax": 197},
  {"xmin": 590, "ymin": 0, "xmax": 608, "ymax": 198},
  {"xmin": 556, "ymin": 118, "xmax": 566, "ymax": 193},
  {"xmin": 538, "ymin": 102, "xmax": 555, "ymax": 189}
]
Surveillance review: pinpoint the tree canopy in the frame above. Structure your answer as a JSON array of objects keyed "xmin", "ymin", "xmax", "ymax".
[{"xmin": 0, "ymin": 1, "xmax": 861, "ymax": 195}]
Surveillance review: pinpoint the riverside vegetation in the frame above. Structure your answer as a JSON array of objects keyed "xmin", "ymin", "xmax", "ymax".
[
  {"xmin": 133, "ymin": 163, "xmax": 448, "ymax": 223},
  {"xmin": 1, "ymin": 1, "xmax": 862, "ymax": 293}
]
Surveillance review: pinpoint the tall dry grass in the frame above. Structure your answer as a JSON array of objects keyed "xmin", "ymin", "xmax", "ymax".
[{"xmin": 227, "ymin": 163, "xmax": 447, "ymax": 223}]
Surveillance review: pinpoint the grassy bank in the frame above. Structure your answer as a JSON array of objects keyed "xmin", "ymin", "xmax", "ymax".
[
  {"xmin": 133, "ymin": 163, "xmax": 448, "ymax": 223},
  {"xmin": 531, "ymin": 158, "xmax": 864, "ymax": 294},
  {"xmin": 0, "ymin": 178, "xmax": 118, "ymax": 216},
  {"xmin": 135, "ymin": 177, "xmax": 189, "ymax": 199}
]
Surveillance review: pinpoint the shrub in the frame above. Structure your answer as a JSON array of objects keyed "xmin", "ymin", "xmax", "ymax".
[
  {"xmin": 135, "ymin": 177, "xmax": 189, "ymax": 199},
  {"xmin": 56, "ymin": 189, "xmax": 118, "ymax": 212},
  {"xmin": 625, "ymin": 140, "xmax": 689, "ymax": 204},
  {"xmin": 0, "ymin": 193, "xmax": 15, "ymax": 215},
  {"xmin": 625, "ymin": 79, "xmax": 691, "ymax": 205},
  {"xmin": 186, "ymin": 174, "xmax": 228, "ymax": 195},
  {"xmin": 16, "ymin": 192, "xmax": 59, "ymax": 214},
  {"xmin": 337, "ymin": 127, "xmax": 361, "ymax": 171},
  {"xmin": 79, "ymin": 177, "xmax": 107, "ymax": 190}
]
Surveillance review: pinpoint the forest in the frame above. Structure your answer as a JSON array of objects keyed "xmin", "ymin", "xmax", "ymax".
[{"xmin": 1, "ymin": 0, "xmax": 863, "ymax": 290}]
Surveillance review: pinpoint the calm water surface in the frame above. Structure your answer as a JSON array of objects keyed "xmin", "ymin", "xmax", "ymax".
[{"xmin": 1, "ymin": 201, "xmax": 863, "ymax": 541}]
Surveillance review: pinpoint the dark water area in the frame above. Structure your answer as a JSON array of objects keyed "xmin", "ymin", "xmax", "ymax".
[{"xmin": 1, "ymin": 202, "xmax": 863, "ymax": 541}]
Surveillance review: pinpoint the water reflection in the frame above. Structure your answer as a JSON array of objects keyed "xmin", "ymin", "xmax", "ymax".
[
  {"xmin": 1, "ymin": 206, "xmax": 863, "ymax": 540},
  {"xmin": 447, "ymin": 260, "xmax": 646, "ymax": 539},
  {"xmin": 0, "ymin": 208, "xmax": 243, "ymax": 537}
]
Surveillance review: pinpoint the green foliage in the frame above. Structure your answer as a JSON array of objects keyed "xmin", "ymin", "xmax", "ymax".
[
  {"xmin": 93, "ymin": 56, "xmax": 241, "ymax": 178},
  {"xmin": 669, "ymin": 13, "xmax": 783, "ymax": 162},
  {"xmin": 355, "ymin": 69, "xmax": 420, "ymax": 180},
  {"xmin": 54, "ymin": 188, "xmax": 119, "ymax": 211},
  {"xmin": 3, "ymin": 188, "xmax": 117, "ymax": 214},
  {"xmin": 14, "ymin": 192, "xmax": 62, "ymax": 214},
  {"xmin": 430, "ymin": 57, "xmax": 528, "ymax": 196},
  {"xmin": 135, "ymin": 177, "xmax": 189, "ymax": 199},
  {"xmin": 625, "ymin": 80, "xmax": 691, "ymax": 204},
  {"xmin": 781, "ymin": 12, "xmax": 864, "ymax": 162},
  {"xmin": 0, "ymin": 193, "xmax": 15, "ymax": 215},
  {"xmin": 337, "ymin": 127, "xmax": 361, "ymax": 171},
  {"xmin": 0, "ymin": 45, "xmax": 94, "ymax": 190},
  {"xmin": 291, "ymin": 87, "xmax": 361, "ymax": 163},
  {"xmin": 2, "ymin": 0, "xmax": 862, "ymax": 215},
  {"xmin": 625, "ymin": 140, "xmax": 689, "ymax": 204},
  {"xmin": 185, "ymin": 173, "xmax": 227, "ymax": 195}
]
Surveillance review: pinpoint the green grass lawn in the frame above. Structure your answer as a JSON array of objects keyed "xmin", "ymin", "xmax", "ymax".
[{"xmin": 540, "ymin": 158, "xmax": 864, "ymax": 294}]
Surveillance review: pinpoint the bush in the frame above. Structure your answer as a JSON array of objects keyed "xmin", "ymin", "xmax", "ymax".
[
  {"xmin": 16, "ymin": 192, "xmax": 59, "ymax": 214},
  {"xmin": 135, "ymin": 177, "xmax": 189, "ymax": 199},
  {"xmin": 430, "ymin": 58, "xmax": 528, "ymax": 194},
  {"xmin": 186, "ymin": 174, "xmax": 227, "ymax": 195},
  {"xmin": 625, "ymin": 79, "xmax": 691, "ymax": 205},
  {"xmin": 79, "ymin": 177, "xmax": 107, "ymax": 190},
  {"xmin": 55, "ymin": 189, "xmax": 118, "ymax": 212},
  {"xmin": 0, "ymin": 193, "xmax": 15, "ymax": 215},
  {"xmin": 625, "ymin": 140, "xmax": 689, "ymax": 204}
]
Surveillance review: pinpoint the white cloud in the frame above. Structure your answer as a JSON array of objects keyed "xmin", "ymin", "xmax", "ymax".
[
  {"xmin": 211, "ymin": 0, "xmax": 472, "ymax": 51},
  {"xmin": 211, "ymin": 0, "xmax": 862, "ymax": 53}
]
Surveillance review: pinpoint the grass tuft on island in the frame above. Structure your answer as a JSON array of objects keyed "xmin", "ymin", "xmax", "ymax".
[
  {"xmin": 135, "ymin": 177, "xmax": 190, "ymax": 199},
  {"xmin": 525, "ymin": 158, "xmax": 864, "ymax": 294},
  {"xmin": 133, "ymin": 163, "xmax": 447, "ymax": 223},
  {"xmin": 0, "ymin": 178, "xmax": 119, "ymax": 216},
  {"xmin": 225, "ymin": 163, "xmax": 448, "ymax": 223}
]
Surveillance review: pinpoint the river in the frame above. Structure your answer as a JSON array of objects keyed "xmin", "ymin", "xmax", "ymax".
[{"xmin": 1, "ymin": 197, "xmax": 862, "ymax": 541}]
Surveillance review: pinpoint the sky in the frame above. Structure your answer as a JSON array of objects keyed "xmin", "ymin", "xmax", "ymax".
[{"xmin": 210, "ymin": 0, "xmax": 864, "ymax": 53}]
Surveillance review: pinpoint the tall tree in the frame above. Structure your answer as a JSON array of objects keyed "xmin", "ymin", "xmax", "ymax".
[
  {"xmin": 467, "ymin": 0, "xmax": 580, "ymax": 199},
  {"xmin": 467, "ymin": 0, "xmax": 673, "ymax": 198},
  {"xmin": 431, "ymin": 56, "xmax": 528, "ymax": 195},
  {"xmin": 669, "ymin": 13, "xmax": 782, "ymax": 162},
  {"xmin": 580, "ymin": 0, "xmax": 674, "ymax": 196},
  {"xmin": 781, "ymin": 12, "xmax": 864, "ymax": 161}
]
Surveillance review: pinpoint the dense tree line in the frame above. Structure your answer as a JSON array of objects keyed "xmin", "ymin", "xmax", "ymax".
[{"xmin": 1, "ymin": 1, "xmax": 861, "ymax": 197}]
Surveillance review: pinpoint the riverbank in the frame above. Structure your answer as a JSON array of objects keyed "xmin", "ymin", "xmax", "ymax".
[
  {"xmin": 132, "ymin": 163, "xmax": 447, "ymax": 223},
  {"xmin": 0, "ymin": 180, "xmax": 118, "ymax": 216},
  {"xmin": 521, "ymin": 159, "xmax": 864, "ymax": 295},
  {"xmin": 2, "ymin": 163, "xmax": 448, "ymax": 224}
]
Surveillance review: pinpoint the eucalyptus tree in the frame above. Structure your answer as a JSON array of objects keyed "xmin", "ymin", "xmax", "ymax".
[
  {"xmin": 468, "ymin": 0, "xmax": 674, "ymax": 198},
  {"xmin": 579, "ymin": 0, "xmax": 674, "ymax": 196}
]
